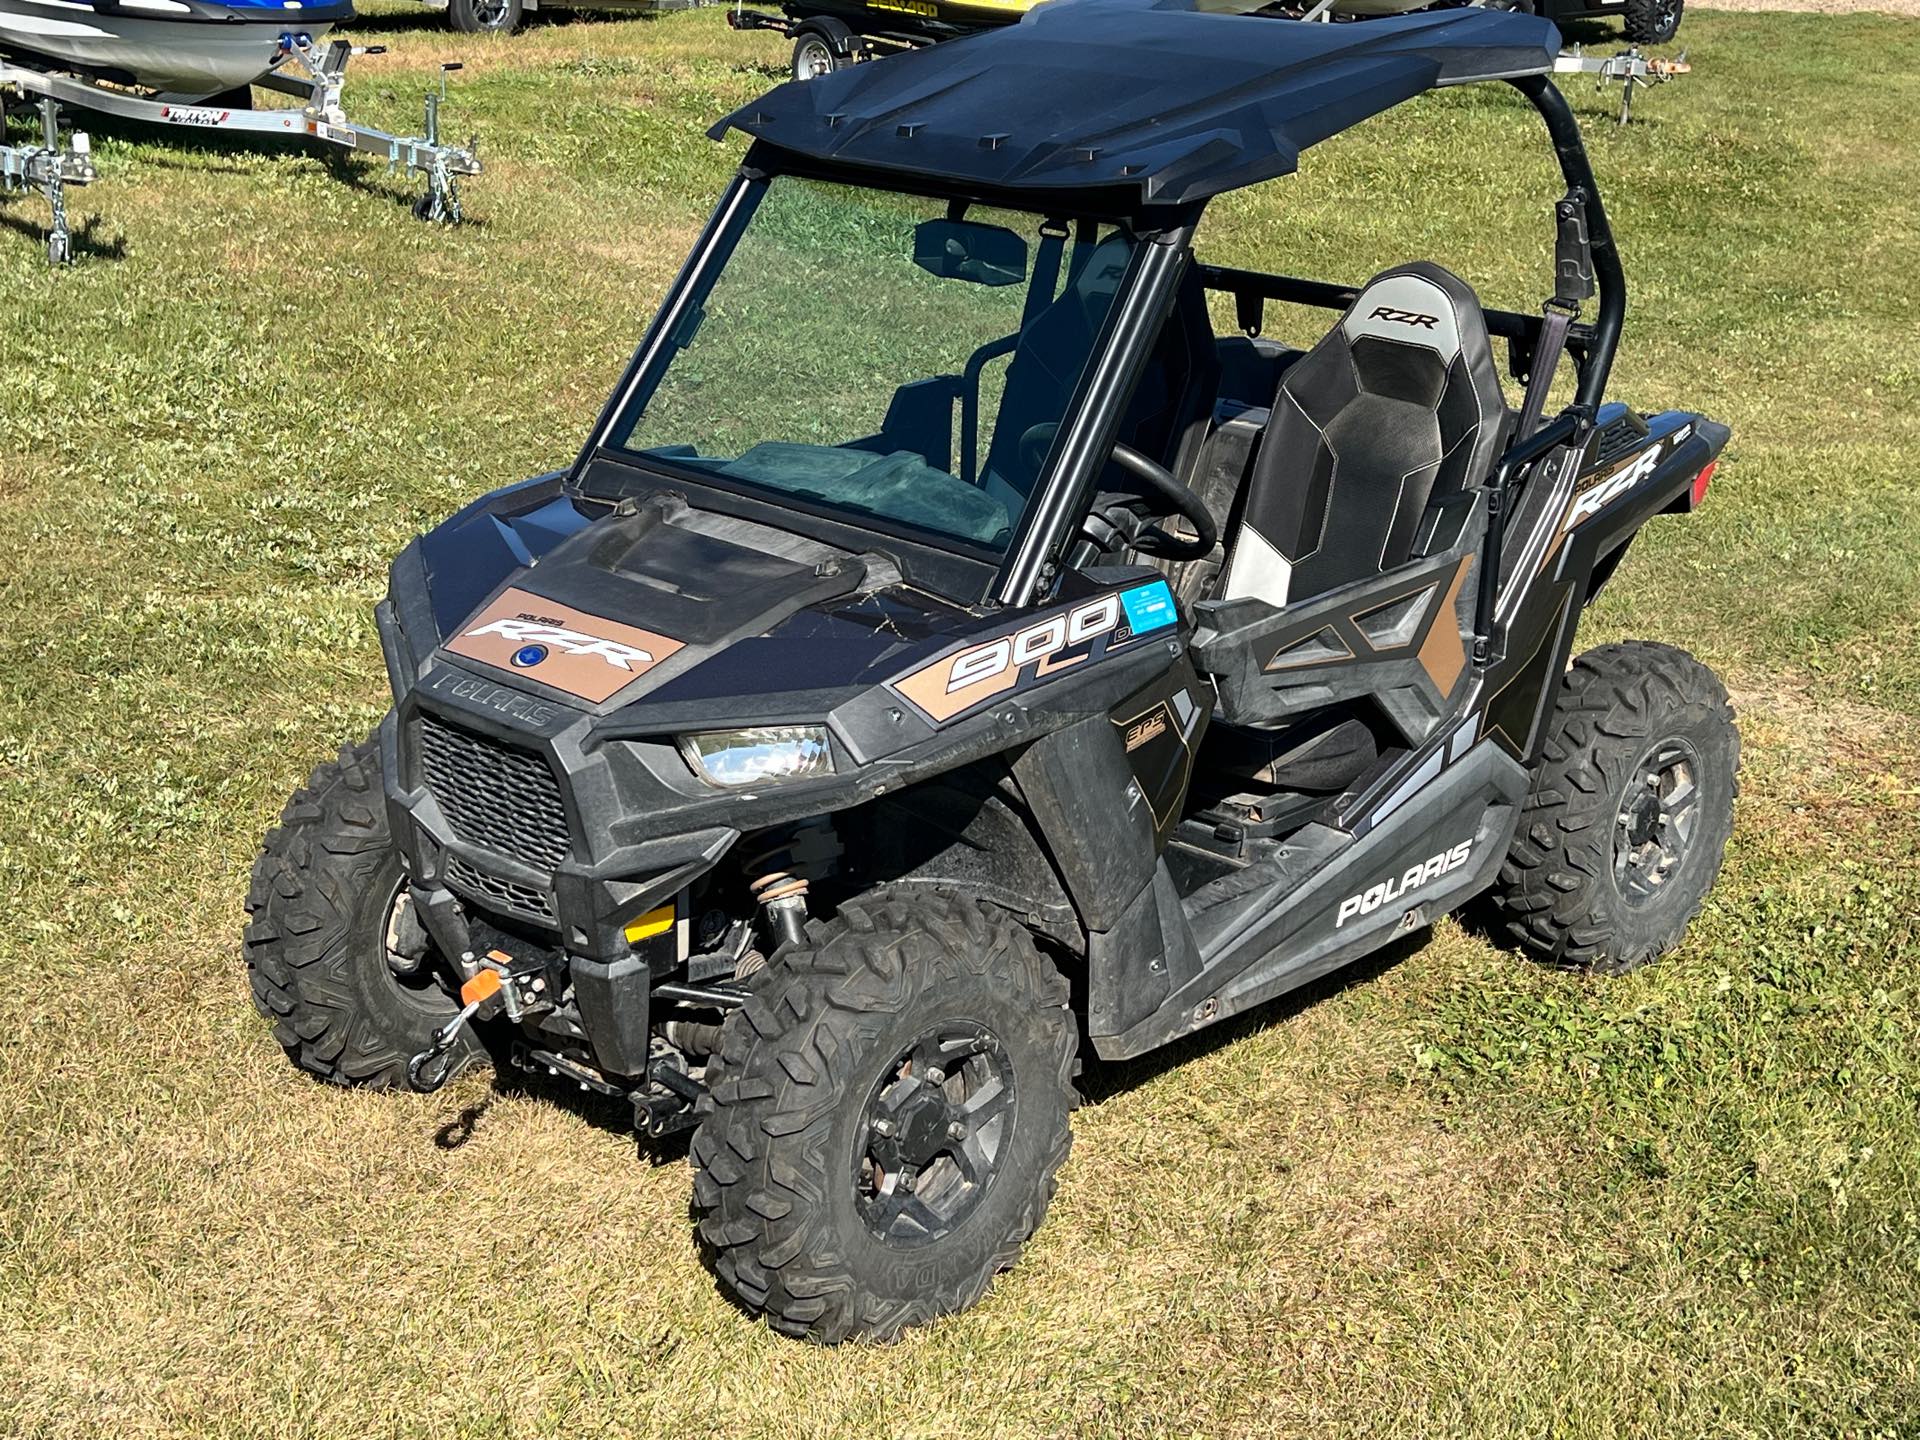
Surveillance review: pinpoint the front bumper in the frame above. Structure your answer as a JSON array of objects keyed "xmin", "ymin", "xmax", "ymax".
[{"xmin": 378, "ymin": 667, "xmax": 737, "ymax": 967}]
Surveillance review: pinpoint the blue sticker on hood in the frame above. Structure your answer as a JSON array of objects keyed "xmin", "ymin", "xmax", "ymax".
[{"xmin": 1119, "ymin": 580, "xmax": 1176, "ymax": 636}]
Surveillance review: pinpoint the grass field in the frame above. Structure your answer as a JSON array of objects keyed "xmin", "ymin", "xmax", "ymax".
[{"xmin": 4, "ymin": 6, "xmax": 1919, "ymax": 1436}]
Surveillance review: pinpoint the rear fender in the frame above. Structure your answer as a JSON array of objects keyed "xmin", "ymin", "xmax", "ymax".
[
  {"xmin": 1477, "ymin": 409, "xmax": 1727, "ymax": 763},
  {"xmin": 1549, "ymin": 410, "xmax": 1728, "ymax": 595}
]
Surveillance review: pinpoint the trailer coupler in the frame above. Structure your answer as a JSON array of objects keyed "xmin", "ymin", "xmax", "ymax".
[
  {"xmin": 1552, "ymin": 46, "xmax": 1692, "ymax": 126},
  {"xmin": 728, "ymin": 5, "xmax": 798, "ymax": 36}
]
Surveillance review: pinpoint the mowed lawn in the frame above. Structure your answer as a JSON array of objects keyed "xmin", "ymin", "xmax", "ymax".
[{"xmin": 3, "ymin": 7, "xmax": 1918, "ymax": 1436}]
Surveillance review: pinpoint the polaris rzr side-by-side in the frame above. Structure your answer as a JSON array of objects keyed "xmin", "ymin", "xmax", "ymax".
[{"xmin": 245, "ymin": 0, "xmax": 1737, "ymax": 1343}]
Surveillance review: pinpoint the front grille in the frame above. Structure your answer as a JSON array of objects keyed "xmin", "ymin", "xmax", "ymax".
[
  {"xmin": 417, "ymin": 713, "xmax": 571, "ymax": 873},
  {"xmin": 444, "ymin": 854, "xmax": 558, "ymax": 926}
]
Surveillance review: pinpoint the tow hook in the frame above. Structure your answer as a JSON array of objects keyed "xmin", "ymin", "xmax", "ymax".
[{"xmin": 406, "ymin": 966, "xmax": 503, "ymax": 1093}]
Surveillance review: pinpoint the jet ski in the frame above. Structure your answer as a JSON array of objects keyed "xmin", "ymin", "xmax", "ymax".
[{"xmin": 0, "ymin": 0, "xmax": 355, "ymax": 99}]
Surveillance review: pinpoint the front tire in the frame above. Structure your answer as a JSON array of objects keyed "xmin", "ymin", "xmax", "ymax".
[
  {"xmin": 691, "ymin": 890, "xmax": 1077, "ymax": 1343},
  {"xmin": 1480, "ymin": 642, "xmax": 1738, "ymax": 974},
  {"xmin": 243, "ymin": 737, "xmax": 483, "ymax": 1088}
]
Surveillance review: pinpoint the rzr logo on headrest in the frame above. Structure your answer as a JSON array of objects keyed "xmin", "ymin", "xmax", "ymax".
[
  {"xmin": 464, "ymin": 617, "xmax": 653, "ymax": 672},
  {"xmin": 1369, "ymin": 306, "xmax": 1439, "ymax": 330}
]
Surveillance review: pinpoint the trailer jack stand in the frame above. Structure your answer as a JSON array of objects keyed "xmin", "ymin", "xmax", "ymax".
[
  {"xmin": 258, "ymin": 45, "xmax": 480, "ymax": 222},
  {"xmin": 0, "ymin": 95, "xmax": 94, "ymax": 265},
  {"xmin": 408, "ymin": 74, "xmax": 470, "ymax": 224}
]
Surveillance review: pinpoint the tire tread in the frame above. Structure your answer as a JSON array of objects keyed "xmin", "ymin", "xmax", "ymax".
[
  {"xmin": 243, "ymin": 737, "xmax": 472, "ymax": 1088},
  {"xmin": 1479, "ymin": 641, "xmax": 1738, "ymax": 975},
  {"xmin": 691, "ymin": 889, "xmax": 1076, "ymax": 1343}
]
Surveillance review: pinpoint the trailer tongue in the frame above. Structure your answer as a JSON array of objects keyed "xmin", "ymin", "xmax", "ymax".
[{"xmin": 1, "ymin": 38, "xmax": 480, "ymax": 263}]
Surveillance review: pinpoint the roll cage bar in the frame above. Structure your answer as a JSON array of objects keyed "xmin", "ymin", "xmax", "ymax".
[
  {"xmin": 571, "ymin": 74, "xmax": 1623, "ymax": 612},
  {"xmin": 994, "ymin": 75, "xmax": 1624, "ymax": 606}
]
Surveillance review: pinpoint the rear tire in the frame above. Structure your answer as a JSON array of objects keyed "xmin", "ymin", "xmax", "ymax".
[
  {"xmin": 243, "ymin": 737, "xmax": 483, "ymax": 1088},
  {"xmin": 449, "ymin": 0, "xmax": 524, "ymax": 34},
  {"xmin": 691, "ymin": 890, "xmax": 1077, "ymax": 1343},
  {"xmin": 1479, "ymin": 642, "xmax": 1738, "ymax": 974},
  {"xmin": 1623, "ymin": 0, "xmax": 1683, "ymax": 44}
]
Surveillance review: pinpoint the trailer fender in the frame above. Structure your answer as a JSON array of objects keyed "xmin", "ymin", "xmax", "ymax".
[{"xmin": 797, "ymin": 15, "xmax": 859, "ymax": 56}]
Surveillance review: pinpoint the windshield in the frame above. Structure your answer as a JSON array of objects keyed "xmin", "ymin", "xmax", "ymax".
[{"xmin": 604, "ymin": 177, "xmax": 1138, "ymax": 553}]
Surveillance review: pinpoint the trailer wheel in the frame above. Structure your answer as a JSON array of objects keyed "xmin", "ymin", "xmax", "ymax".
[
  {"xmin": 449, "ymin": 0, "xmax": 524, "ymax": 34},
  {"xmin": 691, "ymin": 889, "xmax": 1077, "ymax": 1342},
  {"xmin": 791, "ymin": 32, "xmax": 844, "ymax": 81},
  {"xmin": 1478, "ymin": 642, "xmax": 1738, "ymax": 975},
  {"xmin": 1623, "ymin": 0, "xmax": 1683, "ymax": 43}
]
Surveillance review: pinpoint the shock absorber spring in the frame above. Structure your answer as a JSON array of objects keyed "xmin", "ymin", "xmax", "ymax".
[{"xmin": 741, "ymin": 818, "xmax": 840, "ymax": 953}]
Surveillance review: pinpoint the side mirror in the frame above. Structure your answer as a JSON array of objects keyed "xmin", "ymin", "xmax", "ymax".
[{"xmin": 913, "ymin": 218, "xmax": 1028, "ymax": 287}]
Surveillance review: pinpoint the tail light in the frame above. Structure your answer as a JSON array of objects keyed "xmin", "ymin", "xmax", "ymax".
[{"xmin": 1690, "ymin": 459, "xmax": 1719, "ymax": 508}]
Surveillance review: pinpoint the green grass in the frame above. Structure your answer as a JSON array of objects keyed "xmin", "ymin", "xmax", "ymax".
[{"xmin": 3, "ymin": 8, "xmax": 1919, "ymax": 1436}]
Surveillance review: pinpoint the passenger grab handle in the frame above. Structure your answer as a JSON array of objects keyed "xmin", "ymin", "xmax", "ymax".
[{"xmin": 1473, "ymin": 403, "xmax": 1595, "ymax": 669}]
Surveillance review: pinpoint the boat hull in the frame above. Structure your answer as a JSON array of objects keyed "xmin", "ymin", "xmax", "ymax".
[{"xmin": 0, "ymin": 0, "xmax": 343, "ymax": 98}]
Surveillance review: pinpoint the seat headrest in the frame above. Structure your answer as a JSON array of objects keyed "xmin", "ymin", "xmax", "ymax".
[{"xmin": 1339, "ymin": 263, "xmax": 1490, "ymax": 366}]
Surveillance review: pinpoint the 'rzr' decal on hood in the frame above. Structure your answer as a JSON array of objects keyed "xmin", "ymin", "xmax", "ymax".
[
  {"xmin": 445, "ymin": 586, "xmax": 685, "ymax": 703},
  {"xmin": 889, "ymin": 581, "xmax": 1176, "ymax": 725}
]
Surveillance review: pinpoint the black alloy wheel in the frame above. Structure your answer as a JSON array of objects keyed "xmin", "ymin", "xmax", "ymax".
[{"xmin": 855, "ymin": 1024, "xmax": 1017, "ymax": 1246}]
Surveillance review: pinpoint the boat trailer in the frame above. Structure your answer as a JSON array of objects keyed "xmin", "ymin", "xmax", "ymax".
[
  {"xmin": 0, "ymin": 37, "xmax": 480, "ymax": 265},
  {"xmin": 737, "ymin": 0, "xmax": 1697, "ymax": 128},
  {"xmin": 1291, "ymin": 0, "xmax": 1694, "ymax": 125}
]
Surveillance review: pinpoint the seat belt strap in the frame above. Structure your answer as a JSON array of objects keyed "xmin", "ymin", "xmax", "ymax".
[
  {"xmin": 1514, "ymin": 301, "xmax": 1574, "ymax": 444},
  {"xmin": 1515, "ymin": 187, "xmax": 1597, "ymax": 443},
  {"xmin": 1023, "ymin": 222, "xmax": 1069, "ymax": 328}
]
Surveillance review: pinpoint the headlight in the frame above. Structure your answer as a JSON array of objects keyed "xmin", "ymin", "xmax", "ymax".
[{"xmin": 679, "ymin": 726, "xmax": 834, "ymax": 788}]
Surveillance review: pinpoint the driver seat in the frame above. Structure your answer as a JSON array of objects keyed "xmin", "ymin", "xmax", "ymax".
[{"xmin": 1217, "ymin": 262, "xmax": 1506, "ymax": 609}]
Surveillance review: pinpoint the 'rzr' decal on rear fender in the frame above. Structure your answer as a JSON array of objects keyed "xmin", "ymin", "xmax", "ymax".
[
  {"xmin": 889, "ymin": 582, "xmax": 1174, "ymax": 725},
  {"xmin": 1565, "ymin": 429, "xmax": 1690, "ymax": 530}
]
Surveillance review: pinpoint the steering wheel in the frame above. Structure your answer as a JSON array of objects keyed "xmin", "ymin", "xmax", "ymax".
[{"xmin": 1018, "ymin": 423, "xmax": 1217, "ymax": 562}]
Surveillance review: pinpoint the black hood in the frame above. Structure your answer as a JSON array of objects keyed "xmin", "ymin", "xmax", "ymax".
[{"xmin": 408, "ymin": 487, "xmax": 983, "ymax": 721}]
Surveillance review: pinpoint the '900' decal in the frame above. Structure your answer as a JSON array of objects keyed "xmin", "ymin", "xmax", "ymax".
[{"xmin": 890, "ymin": 582, "xmax": 1175, "ymax": 725}]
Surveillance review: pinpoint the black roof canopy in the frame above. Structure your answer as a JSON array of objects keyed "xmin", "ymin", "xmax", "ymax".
[{"xmin": 713, "ymin": 0, "xmax": 1561, "ymax": 209}]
